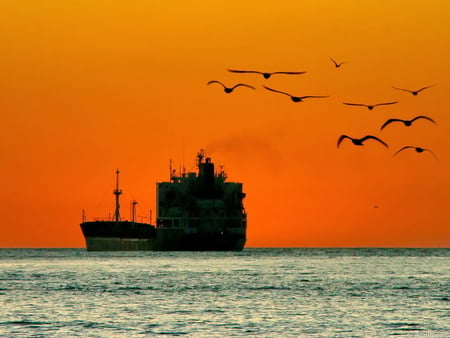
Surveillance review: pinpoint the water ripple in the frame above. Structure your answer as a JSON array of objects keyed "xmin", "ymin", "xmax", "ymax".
[{"xmin": 0, "ymin": 248, "xmax": 448, "ymax": 337}]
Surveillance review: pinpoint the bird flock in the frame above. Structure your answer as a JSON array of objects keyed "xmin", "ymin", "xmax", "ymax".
[{"xmin": 207, "ymin": 58, "xmax": 438, "ymax": 159}]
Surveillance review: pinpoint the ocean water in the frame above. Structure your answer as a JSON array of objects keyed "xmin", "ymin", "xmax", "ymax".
[{"xmin": 0, "ymin": 248, "xmax": 448, "ymax": 337}]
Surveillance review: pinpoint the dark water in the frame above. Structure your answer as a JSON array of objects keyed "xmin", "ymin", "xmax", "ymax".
[{"xmin": 0, "ymin": 248, "xmax": 448, "ymax": 337}]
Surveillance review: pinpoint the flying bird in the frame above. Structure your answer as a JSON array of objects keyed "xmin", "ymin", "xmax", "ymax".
[
  {"xmin": 337, "ymin": 135, "xmax": 388, "ymax": 148},
  {"xmin": 343, "ymin": 101, "xmax": 398, "ymax": 110},
  {"xmin": 207, "ymin": 80, "xmax": 255, "ymax": 93},
  {"xmin": 263, "ymin": 86, "xmax": 328, "ymax": 102},
  {"xmin": 393, "ymin": 146, "xmax": 438, "ymax": 159},
  {"xmin": 228, "ymin": 69, "xmax": 306, "ymax": 79},
  {"xmin": 392, "ymin": 85, "xmax": 435, "ymax": 96},
  {"xmin": 329, "ymin": 57, "xmax": 345, "ymax": 68},
  {"xmin": 380, "ymin": 115, "xmax": 436, "ymax": 130}
]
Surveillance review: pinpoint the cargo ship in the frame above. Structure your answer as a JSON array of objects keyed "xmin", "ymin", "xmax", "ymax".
[{"xmin": 80, "ymin": 150, "xmax": 247, "ymax": 251}]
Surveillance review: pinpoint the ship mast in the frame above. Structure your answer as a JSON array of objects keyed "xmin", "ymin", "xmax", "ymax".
[
  {"xmin": 131, "ymin": 200, "xmax": 137, "ymax": 222},
  {"xmin": 113, "ymin": 169, "xmax": 122, "ymax": 222}
]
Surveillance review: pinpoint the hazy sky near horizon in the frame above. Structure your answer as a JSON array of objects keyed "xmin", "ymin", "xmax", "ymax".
[{"xmin": 1, "ymin": 1, "xmax": 450, "ymax": 247}]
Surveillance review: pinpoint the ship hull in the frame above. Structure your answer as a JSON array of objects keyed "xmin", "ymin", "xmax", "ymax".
[
  {"xmin": 81, "ymin": 222, "xmax": 245, "ymax": 251},
  {"xmin": 154, "ymin": 228, "xmax": 245, "ymax": 251},
  {"xmin": 82, "ymin": 235, "xmax": 245, "ymax": 251},
  {"xmin": 81, "ymin": 221, "xmax": 156, "ymax": 251},
  {"xmin": 84, "ymin": 236, "xmax": 156, "ymax": 251}
]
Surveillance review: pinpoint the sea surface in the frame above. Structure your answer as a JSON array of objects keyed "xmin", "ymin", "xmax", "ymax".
[{"xmin": 0, "ymin": 248, "xmax": 448, "ymax": 337}]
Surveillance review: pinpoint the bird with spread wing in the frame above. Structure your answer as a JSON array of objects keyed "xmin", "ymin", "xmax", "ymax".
[
  {"xmin": 392, "ymin": 84, "xmax": 435, "ymax": 96},
  {"xmin": 380, "ymin": 115, "xmax": 436, "ymax": 130},
  {"xmin": 228, "ymin": 69, "xmax": 306, "ymax": 79},
  {"xmin": 337, "ymin": 135, "xmax": 388, "ymax": 148},
  {"xmin": 393, "ymin": 146, "xmax": 438, "ymax": 159},
  {"xmin": 329, "ymin": 57, "xmax": 345, "ymax": 68},
  {"xmin": 343, "ymin": 101, "xmax": 398, "ymax": 110},
  {"xmin": 263, "ymin": 86, "xmax": 328, "ymax": 103},
  {"xmin": 207, "ymin": 81, "xmax": 255, "ymax": 93}
]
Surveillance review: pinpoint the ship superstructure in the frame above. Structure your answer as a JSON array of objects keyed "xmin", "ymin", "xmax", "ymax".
[{"xmin": 155, "ymin": 150, "xmax": 247, "ymax": 250}]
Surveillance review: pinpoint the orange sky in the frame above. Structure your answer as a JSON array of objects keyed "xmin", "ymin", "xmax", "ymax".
[{"xmin": 1, "ymin": 1, "xmax": 450, "ymax": 248}]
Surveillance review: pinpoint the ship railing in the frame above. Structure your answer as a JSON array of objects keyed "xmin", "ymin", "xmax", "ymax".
[
  {"xmin": 90, "ymin": 217, "xmax": 114, "ymax": 222},
  {"xmin": 84, "ymin": 217, "xmax": 151, "ymax": 224}
]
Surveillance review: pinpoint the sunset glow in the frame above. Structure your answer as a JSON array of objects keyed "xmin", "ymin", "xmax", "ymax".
[{"xmin": 1, "ymin": 1, "xmax": 450, "ymax": 247}]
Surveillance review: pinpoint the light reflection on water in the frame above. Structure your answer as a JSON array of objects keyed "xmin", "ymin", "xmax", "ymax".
[{"xmin": 0, "ymin": 248, "xmax": 448, "ymax": 337}]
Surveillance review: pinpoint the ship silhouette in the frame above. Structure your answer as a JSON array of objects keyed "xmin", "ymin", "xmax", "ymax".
[{"xmin": 80, "ymin": 150, "xmax": 247, "ymax": 251}]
